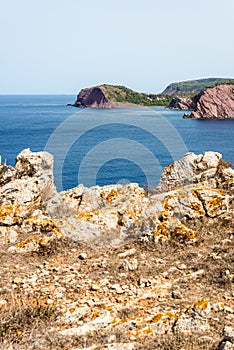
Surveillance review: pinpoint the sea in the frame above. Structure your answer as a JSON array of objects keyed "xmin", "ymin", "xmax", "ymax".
[{"xmin": 0, "ymin": 95, "xmax": 233, "ymax": 191}]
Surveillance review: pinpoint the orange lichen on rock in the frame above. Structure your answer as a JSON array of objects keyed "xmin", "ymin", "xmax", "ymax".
[
  {"xmin": 143, "ymin": 328, "xmax": 154, "ymax": 334},
  {"xmin": 172, "ymin": 224, "xmax": 196, "ymax": 240},
  {"xmin": 149, "ymin": 314, "xmax": 163, "ymax": 323},
  {"xmin": 101, "ymin": 189, "xmax": 119, "ymax": 203},
  {"xmin": 16, "ymin": 237, "xmax": 48, "ymax": 248},
  {"xmin": 164, "ymin": 163, "xmax": 173, "ymax": 176},
  {"xmin": 0, "ymin": 204, "xmax": 22, "ymax": 223},
  {"xmin": 163, "ymin": 196, "xmax": 174, "ymax": 212},
  {"xmin": 190, "ymin": 201, "xmax": 205, "ymax": 215},
  {"xmin": 193, "ymin": 299, "xmax": 209, "ymax": 310},
  {"xmin": 76, "ymin": 210, "xmax": 99, "ymax": 222},
  {"xmin": 206, "ymin": 196, "xmax": 224, "ymax": 215},
  {"xmin": 25, "ymin": 217, "xmax": 62, "ymax": 237},
  {"xmin": 154, "ymin": 223, "xmax": 169, "ymax": 239}
]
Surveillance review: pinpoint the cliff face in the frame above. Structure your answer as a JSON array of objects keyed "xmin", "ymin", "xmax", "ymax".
[
  {"xmin": 184, "ymin": 84, "xmax": 234, "ymax": 119},
  {"xmin": 73, "ymin": 87, "xmax": 114, "ymax": 108},
  {"xmin": 1, "ymin": 149, "xmax": 234, "ymax": 348},
  {"xmin": 167, "ymin": 96, "xmax": 196, "ymax": 110}
]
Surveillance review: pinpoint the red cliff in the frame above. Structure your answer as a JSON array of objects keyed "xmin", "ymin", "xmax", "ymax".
[
  {"xmin": 73, "ymin": 87, "xmax": 114, "ymax": 108},
  {"xmin": 184, "ymin": 84, "xmax": 234, "ymax": 119}
]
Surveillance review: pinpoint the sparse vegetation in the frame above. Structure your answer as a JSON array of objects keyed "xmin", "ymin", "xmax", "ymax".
[
  {"xmin": 0, "ymin": 211, "xmax": 233, "ymax": 349},
  {"xmin": 100, "ymin": 84, "xmax": 172, "ymax": 106},
  {"xmin": 162, "ymin": 77, "xmax": 234, "ymax": 95}
]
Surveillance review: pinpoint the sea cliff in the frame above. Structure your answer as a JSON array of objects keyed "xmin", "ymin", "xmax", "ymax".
[{"xmin": 184, "ymin": 84, "xmax": 234, "ymax": 119}]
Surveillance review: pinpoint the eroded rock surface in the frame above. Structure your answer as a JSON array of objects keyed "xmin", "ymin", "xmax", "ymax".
[
  {"xmin": 184, "ymin": 84, "xmax": 234, "ymax": 119},
  {"xmin": 167, "ymin": 96, "xmax": 196, "ymax": 110},
  {"xmin": 73, "ymin": 87, "xmax": 115, "ymax": 108}
]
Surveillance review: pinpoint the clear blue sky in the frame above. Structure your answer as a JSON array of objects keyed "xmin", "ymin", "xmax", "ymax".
[{"xmin": 1, "ymin": 0, "xmax": 233, "ymax": 94}]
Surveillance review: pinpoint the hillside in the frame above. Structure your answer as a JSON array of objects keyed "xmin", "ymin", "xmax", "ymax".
[
  {"xmin": 162, "ymin": 78, "xmax": 234, "ymax": 95},
  {"xmin": 100, "ymin": 84, "xmax": 171, "ymax": 106},
  {"xmin": 73, "ymin": 84, "xmax": 171, "ymax": 108}
]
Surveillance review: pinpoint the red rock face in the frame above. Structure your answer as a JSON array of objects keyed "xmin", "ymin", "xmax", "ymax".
[
  {"xmin": 167, "ymin": 97, "xmax": 196, "ymax": 110},
  {"xmin": 74, "ymin": 87, "xmax": 114, "ymax": 108},
  {"xmin": 186, "ymin": 84, "xmax": 234, "ymax": 119}
]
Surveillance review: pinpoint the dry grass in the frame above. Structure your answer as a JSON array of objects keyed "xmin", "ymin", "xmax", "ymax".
[{"xmin": 0, "ymin": 212, "xmax": 233, "ymax": 349}]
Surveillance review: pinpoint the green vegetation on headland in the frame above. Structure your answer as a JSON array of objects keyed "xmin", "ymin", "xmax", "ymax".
[
  {"xmin": 73, "ymin": 78, "xmax": 234, "ymax": 109},
  {"xmin": 162, "ymin": 77, "xmax": 234, "ymax": 95},
  {"xmin": 99, "ymin": 84, "xmax": 172, "ymax": 106},
  {"xmin": 98, "ymin": 78, "xmax": 234, "ymax": 106}
]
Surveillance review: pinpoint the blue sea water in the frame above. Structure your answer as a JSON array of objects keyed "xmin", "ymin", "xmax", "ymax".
[{"xmin": 0, "ymin": 95, "xmax": 233, "ymax": 191}]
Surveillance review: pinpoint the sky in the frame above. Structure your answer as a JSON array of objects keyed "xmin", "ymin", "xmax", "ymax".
[{"xmin": 1, "ymin": 0, "xmax": 234, "ymax": 94}]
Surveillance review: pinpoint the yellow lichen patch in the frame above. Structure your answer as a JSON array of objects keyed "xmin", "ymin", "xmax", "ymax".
[
  {"xmin": 110, "ymin": 317, "xmax": 118, "ymax": 325},
  {"xmin": 106, "ymin": 305, "xmax": 114, "ymax": 311},
  {"xmin": 76, "ymin": 210, "xmax": 99, "ymax": 222},
  {"xmin": 143, "ymin": 328, "xmax": 153, "ymax": 334},
  {"xmin": 92, "ymin": 311, "xmax": 101, "ymax": 319},
  {"xmin": 193, "ymin": 299, "xmax": 209, "ymax": 310},
  {"xmin": 16, "ymin": 237, "xmax": 48, "ymax": 248},
  {"xmin": 163, "ymin": 196, "xmax": 174, "ymax": 212},
  {"xmin": 125, "ymin": 210, "xmax": 137, "ymax": 220},
  {"xmin": 164, "ymin": 163, "xmax": 173, "ymax": 176},
  {"xmin": 147, "ymin": 311, "xmax": 177, "ymax": 325},
  {"xmin": 101, "ymin": 189, "xmax": 119, "ymax": 203},
  {"xmin": 25, "ymin": 217, "xmax": 62, "ymax": 237},
  {"xmin": 190, "ymin": 201, "xmax": 205, "ymax": 215},
  {"xmin": 0, "ymin": 204, "xmax": 22, "ymax": 223},
  {"xmin": 206, "ymin": 196, "xmax": 224, "ymax": 215},
  {"xmin": 161, "ymin": 312, "xmax": 178, "ymax": 323},
  {"xmin": 17, "ymin": 330, "xmax": 23, "ymax": 337},
  {"xmin": 149, "ymin": 313, "xmax": 163, "ymax": 323},
  {"xmin": 154, "ymin": 223, "xmax": 169, "ymax": 238},
  {"xmin": 173, "ymin": 224, "xmax": 195, "ymax": 240},
  {"xmin": 126, "ymin": 330, "xmax": 142, "ymax": 338},
  {"xmin": 69, "ymin": 307, "xmax": 76, "ymax": 314}
]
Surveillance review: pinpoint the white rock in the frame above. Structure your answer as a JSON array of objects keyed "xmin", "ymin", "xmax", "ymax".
[{"xmin": 118, "ymin": 248, "xmax": 136, "ymax": 258}]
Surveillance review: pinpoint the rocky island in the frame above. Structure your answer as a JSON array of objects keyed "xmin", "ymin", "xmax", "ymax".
[{"xmin": 0, "ymin": 149, "xmax": 234, "ymax": 349}]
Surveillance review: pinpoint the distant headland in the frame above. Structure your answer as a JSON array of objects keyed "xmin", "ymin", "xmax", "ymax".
[{"xmin": 69, "ymin": 78, "xmax": 234, "ymax": 119}]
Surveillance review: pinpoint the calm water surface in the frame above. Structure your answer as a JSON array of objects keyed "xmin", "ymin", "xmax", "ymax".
[{"xmin": 0, "ymin": 95, "xmax": 233, "ymax": 190}]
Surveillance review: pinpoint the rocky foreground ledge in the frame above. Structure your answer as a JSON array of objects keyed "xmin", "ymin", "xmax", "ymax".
[{"xmin": 0, "ymin": 149, "xmax": 234, "ymax": 349}]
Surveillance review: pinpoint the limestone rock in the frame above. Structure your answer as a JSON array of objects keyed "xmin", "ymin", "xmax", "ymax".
[
  {"xmin": 156, "ymin": 151, "xmax": 222, "ymax": 193},
  {"xmin": 0, "ymin": 149, "xmax": 233, "ymax": 253},
  {"xmin": 174, "ymin": 300, "xmax": 211, "ymax": 333}
]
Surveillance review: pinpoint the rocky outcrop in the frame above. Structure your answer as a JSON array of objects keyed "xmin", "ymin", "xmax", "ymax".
[
  {"xmin": 167, "ymin": 96, "xmax": 196, "ymax": 110},
  {"xmin": 0, "ymin": 149, "xmax": 234, "ymax": 348},
  {"xmin": 73, "ymin": 86, "xmax": 115, "ymax": 108},
  {"xmin": 0, "ymin": 148, "xmax": 233, "ymax": 247},
  {"xmin": 184, "ymin": 84, "xmax": 234, "ymax": 119}
]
